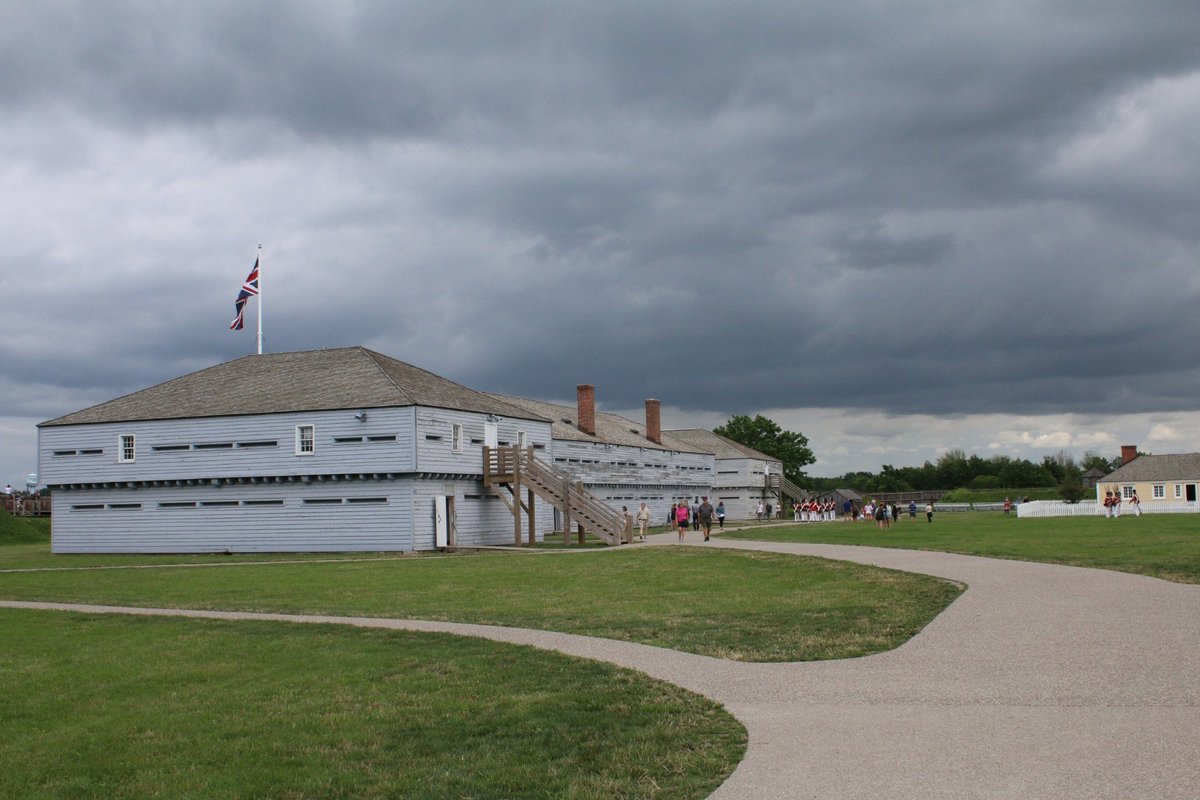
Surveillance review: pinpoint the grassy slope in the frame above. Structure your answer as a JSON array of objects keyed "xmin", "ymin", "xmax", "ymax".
[
  {"xmin": 0, "ymin": 509, "xmax": 50, "ymax": 544},
  {"xmin": 726, "ymin": 512, "xmax": 1200, "ymax": 583}
]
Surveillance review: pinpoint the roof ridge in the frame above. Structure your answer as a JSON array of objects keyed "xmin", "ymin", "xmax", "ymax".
[{"xmin": 357, "ymin": 347, "xmax": 416, "ymax": 405}]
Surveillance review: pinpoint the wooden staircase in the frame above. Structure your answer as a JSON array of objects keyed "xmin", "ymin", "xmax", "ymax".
[
  {"xmin": 767, "ymin": 472, "xmax": 809, "ymax": 505},
  {"xmin": 483, "ymin": 446, "xmax": 626, "ymax": 546}
]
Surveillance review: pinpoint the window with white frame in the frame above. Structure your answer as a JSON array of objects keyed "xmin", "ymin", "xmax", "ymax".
[
  {"xmin": 118, "ymin": 434, "xmax": 136, "ymax": 463},
  {"xmin": 452, "ymin": 423, "xmax": 464, "ymax": 454},
  {"xmin": 1175, "ymin": 484, "xmax": 1183, "ymax": 498},
  {"xmin": 1121, "ymin": 485, "xmax": 1134, "ymax": 499},
  {"xmin": 1153, "ymin": 484, "xmax": 1165, "ymax": 499},
  {"xmin": 295, "ymin": 424, "xmax": 315, "ymax": 455}
]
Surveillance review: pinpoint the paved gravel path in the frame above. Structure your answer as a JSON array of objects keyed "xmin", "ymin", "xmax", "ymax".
[{"xmin": 4, "ymin": 536, "xmax": 1198, "ymax": 799}]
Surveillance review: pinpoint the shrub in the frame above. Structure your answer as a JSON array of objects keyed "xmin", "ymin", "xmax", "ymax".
[{"xmin": 1058, "ymin": 478, "xmax": 1088, "ymax": 504}]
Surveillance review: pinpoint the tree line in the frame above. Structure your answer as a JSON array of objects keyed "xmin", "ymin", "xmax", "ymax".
[
  {"xmin": 715, "ymin": 415, "xmax": 1122, "ymax": 500},
  {"xmin": 805, "ymin": 448, "xmax": 1119, "ymax": 498}
]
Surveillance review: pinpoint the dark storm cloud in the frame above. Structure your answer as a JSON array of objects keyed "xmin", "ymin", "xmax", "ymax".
[{"xmin": 2, "ymin": 1, "xmax": 1200, "ymax": 482}]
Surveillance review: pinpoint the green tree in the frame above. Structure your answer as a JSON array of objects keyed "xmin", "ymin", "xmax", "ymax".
[
  {"xmin": 714, "ymin": 415, "xmax": 815, "ymax": 486},
  {"xmin": 1059, "ymin": 477, "xmax": 1087, "ymax": 504},
  {"xmin": 873, "ymin": 465, "xmax": 916, "ymax": 493},
  {"xmin": 970, "ymin": 474, "xmax": 1000, "ymax": 490},
  {"xmin": 1040, "ymin": 454, "xmax": 1065, "ymax": 483},
  {"xmin": 936, "ymin": 449, "xmax": 972, "ymax": 489},
  {"xmin": 997, "ymin": 459, "xmax": 1056, "ymax": 488},
  {"xmin": 869, "ymin": 474, "xmax": 914, "ymax": 493},
  {"xmin": 1080, "ymin": 451, "xmax": 1114, "ymax": 474}
]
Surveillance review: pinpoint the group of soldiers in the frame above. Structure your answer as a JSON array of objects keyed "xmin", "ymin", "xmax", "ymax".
[
  {"xmin": 1102, "ymin": 487, "xmax": 1141, "ymax": 517},
  {"xmin": 790, "ymin": 498, "xmax": 839, "ymax": 522}
]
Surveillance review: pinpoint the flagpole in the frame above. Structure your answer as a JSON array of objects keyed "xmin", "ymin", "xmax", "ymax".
[{"xmin": 256, "ymin": 243, "xmax": 263, "ymax": 355}]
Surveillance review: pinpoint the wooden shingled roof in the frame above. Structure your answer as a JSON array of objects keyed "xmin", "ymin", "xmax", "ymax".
[
  {"xmin": 1102, "ymin": 453, "xmax": 1200, "ymax": 483},
  {"xmin": 484, "ymin": 393, "xmax": 712, "ymax": 454},
  {"xmin": 664, "ymin": 428, "xmax": 778, "ymax": 462},
  {"xmin": 40, "ymin": 347, "xmax": 547, "ymax": 427}
]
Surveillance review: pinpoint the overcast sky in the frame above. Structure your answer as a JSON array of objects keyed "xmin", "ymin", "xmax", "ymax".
[{"xmin": 3, "ymin": 1, "xmax": 1199, "ymax": 488}]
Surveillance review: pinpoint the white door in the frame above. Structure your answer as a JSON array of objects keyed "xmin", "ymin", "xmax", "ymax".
[
  {"xmin": 484, "ymin": 421, "xmax": 499, "ymax": 449},
  {"xmin": 435, "ymin": 495, "xmax": 449, "ymax": 548}
]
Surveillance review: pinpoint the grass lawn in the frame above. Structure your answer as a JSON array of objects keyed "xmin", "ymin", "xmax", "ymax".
[
  {"xmin": 0, "ymin": 546, "xmax": 961, "ymax": 662},
  {"xmin": 724, "ymin": 512, "xmax": 1200, "ymax": 583},
  {"xmin": 0, "ymin": 513, "xmax": 962, "ymax": 797},
  {"xmin": 0, "ymin": 608, "xmax": 745, "ymax": 800}
]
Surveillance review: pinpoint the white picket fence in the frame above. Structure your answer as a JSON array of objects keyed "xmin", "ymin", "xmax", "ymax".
[{"xmin": 1017, "ymin": 500, "xmax": 1200, "ymax": 518}]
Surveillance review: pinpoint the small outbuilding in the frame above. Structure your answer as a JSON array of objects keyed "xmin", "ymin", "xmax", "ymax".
[
  {"xmin": 1099, "ymin": 451, "xmax": 1200, "ymax": 505},
  {"xmin": 1080, "ymin": 467, "xmax": 1107, "ymax": 489}
]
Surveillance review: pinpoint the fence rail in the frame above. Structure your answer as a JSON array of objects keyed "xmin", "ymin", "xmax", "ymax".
[
  {"xmin": 1017, "ymin": 500, "xmax": 1200, "ymax": 518},
  {"xmin": 1, "ymin": 495, "xmax": 51, "ymax": 516}
]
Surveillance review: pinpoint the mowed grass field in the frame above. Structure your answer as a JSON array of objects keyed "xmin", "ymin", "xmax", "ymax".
[
  {"xmin": 0, "ymin": 609, "xmax": 745, "ymax": 800},
  {"xmin": 0, "ymin": 509, "xmax": 960, "ymax": 798},
  {"xmin": 725, "ymin": 511, "xmax": 1200, "ymax": 583},
  {"xmin": 0, "ymin": 544, "xmax": 960, "ymax": 662}
]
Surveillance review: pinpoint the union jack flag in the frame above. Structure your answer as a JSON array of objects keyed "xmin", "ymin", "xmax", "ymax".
[{"xmin": 229, "ymin": 258, "xmax": 260, "ymax": 330}]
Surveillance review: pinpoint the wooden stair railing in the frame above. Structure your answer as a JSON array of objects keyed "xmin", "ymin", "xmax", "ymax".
[
  {"xmin": 767, "ymin": 473, "xmax": 808, "ymax": 505},
  {"xmin": 483, "ymin": 446, "xmax": 625, "ymax": 545}
]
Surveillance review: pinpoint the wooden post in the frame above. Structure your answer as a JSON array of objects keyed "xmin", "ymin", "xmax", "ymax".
[
  {"xmin": 527, "ymin": 487, "xmax": 536, "ymax": 546},
  {"xmin": 577, "ymin": 481, "xmax": 586, "ymax": 545},
  {"xmin": 512, "ymin": 445, "xmax": 522, "ymax": 546},
  {"xmin": 526, "ymin": 447, "xmax": 536, "ymax": 546},
  {"xmin": 562, "ymin": 477, "xmax": 572, "ymax": 545}
]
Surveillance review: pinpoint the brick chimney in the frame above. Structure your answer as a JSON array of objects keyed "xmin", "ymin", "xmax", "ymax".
[
  {"xmin": 1120, "ymin": 444, "xmax": 1138, "ymax": 465},
  {"xmin": 577, "ymin": 384, "xmax": 596, "ymax": 436},
  {"xmin": 645, "ymin": 399, "xmax": 662, "ymax": 445}
]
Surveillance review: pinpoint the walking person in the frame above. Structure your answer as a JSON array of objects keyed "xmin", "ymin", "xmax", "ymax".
[
  {"xmin": 1129, "ymin": 491, "xmax": 1142, "ymax": 516},
  {"xmin": 675, "ymin": 501, "xmax": 690, "ymax": 541},
  {"xmin": 691, "ymin": 499, "xmax": 701, "ymax": 531},
  {"xmin": 756, "ymin": 501, "xmax": 764, "ymax": 522},
  {"xmin": 716, "ymin": 501, "xmax": 726, "ymax": 528},
  {"xmin": 636, "ymin": 502, "xmax": 650, "ymax": 540},
  {"xmin": 925, "ymin": 501, "xmax": 934, "ymax": 523},
  {"xmin": 698, "ymin": 496, "xmax": 715, "ymax": 541}
]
